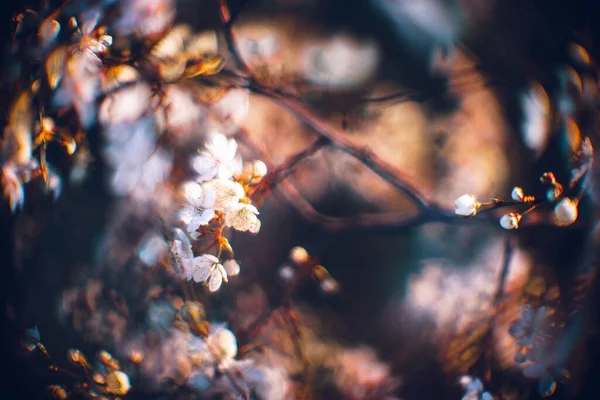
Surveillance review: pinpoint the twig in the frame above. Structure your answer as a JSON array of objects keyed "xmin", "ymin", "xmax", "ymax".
[{"xmin": 217, "ymin": 0, "xmax": 252, "ymax": 76}]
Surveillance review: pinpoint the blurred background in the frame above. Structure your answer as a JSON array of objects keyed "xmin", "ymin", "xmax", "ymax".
[{"xmin": 1, "ymin": 0, "xmax": 600, "ymax": 399}]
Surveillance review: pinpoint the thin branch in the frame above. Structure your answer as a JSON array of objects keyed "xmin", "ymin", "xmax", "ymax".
[
  {"xmin": 217, "ymin": 0, "xmax": 252, "ymax": 76},
  {"xmin": 249, "ymin": 84, "xmax": 431, "ymax": 210}
]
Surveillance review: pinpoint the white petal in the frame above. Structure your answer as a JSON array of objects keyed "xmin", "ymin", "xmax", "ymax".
[
  {"xmin": 202, "ymin": 184, "xmax": 216, "ymax": 208},
  {"xmin": 192, "ymin": 154, "xmax": 217, "ymax": 181},
  {"xmin": 206, "ymin": 133, "xmax": 228, "ymax": 157},
  {"xmin": 224, "ymin": 137, "xmax": 238, "ymax": 162},
  {"xmin": 208, "ymin": 269, "xmax": 223, "ymax": 291},
  {"xmin": 203, "ymin": 254, "xmax": 220, "ymax": 263},
  {"xmin": 192, "ymin": 261, "xmax": 211, "ymax": 282},
  {"xmin": 223, "ymin": 260, "xmax": 240, "ymax": 276},
  {"xmin": 179, "ymin": 206, "xmax": 196, "ymax": 224},
  {"xmin": 197, "ymin": 208, "xmax": 215, "ymax": 226},
  {"xmin": 183, "ymin": 181, "xmax": 204, "ymax": 206}
]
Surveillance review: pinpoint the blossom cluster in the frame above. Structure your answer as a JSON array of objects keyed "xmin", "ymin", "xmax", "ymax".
[{"xmin": 168, "ymin": 132, "xmax": 267, "ymax": 292}]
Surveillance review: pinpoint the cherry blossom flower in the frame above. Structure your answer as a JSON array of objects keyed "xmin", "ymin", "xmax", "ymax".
[
  {"xmin": 206, "ymin": 323, "xmax": 238, "ymax": 364},
  {"xmin": 210, "ymin": 89, "xmax": 250, "ymax": 134},
  {"xmin": 301, "ymin": 35, "xmax": 379, "ymax": 88},
  {"xmin": 454, "ymin": 194, "xmax": 478, "ymax": 216},
  {"xmin": 179, "ymin": 181, "xmax": 216, "ymax": 234},
  {"xmin": 170, "ymin": 228, "xmax": 194, "ymax": 279},
  {"xmin": 210, "ymin": 179, "xmax": 245, "ymax": 211},
  {"xmin": 138, "ymin": 233, "xmax": 169, "ymax": 266},
  {"xmin": 191, "ymin": 254, "xmax": 228, "ymax": 292},
  {"xmin": 225, "ymin": 203, "xmax": 261, "ymax": 233},
  {"xmin": 99, "ymin": 82, "xmax": 153, "ymax": 125},
  {"xmin": 191, "ymin": 133, "xmax": 242, "ymax": 182}
]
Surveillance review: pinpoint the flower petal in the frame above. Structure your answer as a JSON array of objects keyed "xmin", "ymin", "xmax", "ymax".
[{"xmin": 208, "ymin": 268, "xmax": 223, "ymax": 292}]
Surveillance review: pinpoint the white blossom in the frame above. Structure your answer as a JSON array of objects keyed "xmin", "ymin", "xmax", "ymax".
[
  {"xmin": 225, "ymin": 203, "xmax": 261, "ymax": 233},
  {"xmin": 210, "ymin": 179, "xmax": 245, "ymax": 211},
  {"xmin": 554, "ymin": 198, "xmax": 578, "ymax": 227},
  {"xmin": 191, "ymin": 254, "xmax": 228, "ymax": 292},
  {"xmin": 454, "ymin": 194, "xmax": 478, "ymax": 216},
  {"xmin": 179, "ymin": 181, "xmax": 216, "ymax": 234},
  {"xmin": 192, "ymin": 133, "xmax": 242, "ymax": 182},
  {"xmin": 206, "ymin": 323, "xmax": 238, "ymax": 364},
  {"xmin": 170, "ymin": 228, "xmax": 194, "ymax": 279},
  {"xmin": 138, "ymin": 233, "xmax": 169, "ymax": 266},
  {"xmin": 511, "ymin": 186, "xmax": 524, "ymax": 202},
  {"xmin": 500, "ymin": 213, "xmax": 521, "ymax": 230}
]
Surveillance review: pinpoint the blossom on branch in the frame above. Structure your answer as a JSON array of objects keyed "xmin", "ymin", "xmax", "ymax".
[
  {"xmin": 192, "ymin": 133, "xmax": 242, "ymax": 182},
  {"xmin": 454, "ymin": 194, "xmax": 479, "ymax": 216},
  {"xmin": 178, "ymin": 181, "xmax": 216, "ymax": 234},
  {"xmin": 225, "ymin": 203, "xmax": 261, "ymax": 234},
  {"xmin": 191, "ymin": 254, "xmax": 228, "ymax": 292}
]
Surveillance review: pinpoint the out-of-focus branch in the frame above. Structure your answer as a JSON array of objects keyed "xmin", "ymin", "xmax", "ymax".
[
  {"xmin": 250, "ymin": 85, "xmax": 432, "ymax": 210},
  {"xmin": 217, "ymin": 0, "xmax": 252, "ymax": 76}
]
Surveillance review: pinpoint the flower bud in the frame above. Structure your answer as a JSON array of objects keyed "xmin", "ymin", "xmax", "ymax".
[
  {"xmin": 41, "ymin": 117, "xmax": 55, "ymax": 133},
  {"xmin": 454, "ymin": 194, "xmax": 478, "ymax": 216},
  {"xmin": 252, "ymin": 160, "xmax": 268, "ymax": 179},
  {"xmin": 289, "ymin": 246, "xmax": 309, "ymax": 264},
  {"xmin": 511, "ymin": 186, "xmax": 524, "ymax": 202},
  {"xmin": 540, "ymin": 172, "xmax": 556, "ymax": 185},
  {"xmin": 105, "ymin": 370, "xmax": 131, "ymax": 396},
  {"xmin": 554, "ymin": 198, "xmax": 578, "ymax": 226},
  {"xmin": 500, "ymin": 213, "xmax": 521, "ymax": 230},
  {"xmin": 546, "ymin": 185, "xmax": 563, "ymax": 202}
]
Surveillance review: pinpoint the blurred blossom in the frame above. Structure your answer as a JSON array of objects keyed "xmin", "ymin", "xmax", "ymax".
[
  {"xmin": 300, "ymin": 35, "xmax": 379, "ymax": 88},
  {"xmin": 115, "ymin": 0, "xmax": 176, "ymax": 39},
  {"xmin": 206, "ymin": 323, "xmax": 238, "ymax": 365},
  {"xmin": 408, "ymin": 239, "xmax": 531, "ymax": 332},
  {"xmin": 521, "ymin": 84, "xmax": 551, "ymax": 155},
  {"xmin": 1, "ymin": 162, "xmax": 25, "ymax": 212},
  {"xmin": 239, "ymin": 33, "xmax": 281, "ymax": 64},
  {"xmin": 170, "ymin": 228, "xmax": 194, "ymax": 279},
  {"xmin": 333, "ymin": 346, "xmax": 400, "ymax": 399},
  {"xmin": 459, "ymin": 375, "xmax": 493, "ymax": 400},
  {"xmin": 210, "ymin": 89, "xmax": 250, "ymax": 134},
  {"xmin": 163, "ymin": 85, "xmax": 207, "ymax": 137},
  {"xmin": 99, "ymin": 82, "xmax": 154, "ymax": 125},
  {"xmin": 102, "ymin": 117, "xmax": 172, "ymax": 199},
  {"xmin": 374, "ymin": 0, "xmax": 462, "ymax": 49},
  {"xmin": 138, "ymin": 233, "xmax": 169, "ymax": 266},
  {"xmin": 192, "ymin": 133, "xmax": 242, "ymax": 182},
  {"xmin": 42, "ymin": 164, "xmax": 63, "ymax": 201},
  {"xmin": 147, "ymin": 300, "xmax": 176, "ymax": 331}
]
